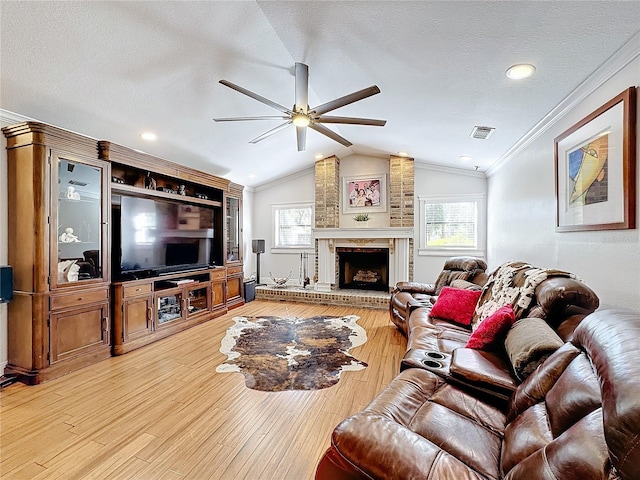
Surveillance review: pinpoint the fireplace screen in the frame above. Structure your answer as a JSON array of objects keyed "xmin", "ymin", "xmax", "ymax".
[{"xmin": 337, "ymin": 247, "xmax": 389, "ymax": 291}]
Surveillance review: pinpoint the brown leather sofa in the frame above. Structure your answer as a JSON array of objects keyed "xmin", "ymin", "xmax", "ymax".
[
  {"xmin": 315, "ymin": 308, "xmax": 640, "ymax": 479},
  {"xmin": 390, "ymin": 259, "xmax": 599, "ymax": 399}
]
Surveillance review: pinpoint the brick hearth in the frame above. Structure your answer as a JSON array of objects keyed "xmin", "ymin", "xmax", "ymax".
[{"xmin": 255, "ymin": 285, "xmax": 390, "ymax": 310}]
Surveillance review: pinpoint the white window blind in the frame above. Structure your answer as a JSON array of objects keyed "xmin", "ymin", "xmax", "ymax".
[
  {"xmin": 273, "ymin": 204, "xmax": 313, "ymax": 248},
  {"xmin": 418, "ymin": 194, "xmax": 485, "ymax": 256},
  {"xmin": 424, "ymin": 201, "xmax": 477, "ymax": 248}
]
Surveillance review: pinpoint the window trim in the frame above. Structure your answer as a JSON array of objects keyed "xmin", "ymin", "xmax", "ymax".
[
  {"xmin": 271, "ymin": 202, "xmax": 315, "ymax": 253},
  {"xmin": 417, "ymin": 194, "xmax": 486, "ymax": 257}
]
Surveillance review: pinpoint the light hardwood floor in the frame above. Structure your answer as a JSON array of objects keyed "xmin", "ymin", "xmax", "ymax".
[{"xmin": 0, "ymin": 300, "xmax": 406, "ymax": 480}]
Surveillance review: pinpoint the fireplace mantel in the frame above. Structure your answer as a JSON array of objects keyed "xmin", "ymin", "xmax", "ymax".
[
  {"xmin": 313, "ymin": 227, "xmax": 413, "ymax": 240},
  {"xmin": 313, "ymin": 227, "xmax": 413, "ymax": 292}
]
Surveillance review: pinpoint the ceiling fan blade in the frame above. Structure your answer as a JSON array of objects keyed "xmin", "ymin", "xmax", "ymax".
[
  {"xmin": 314, "ymin": 116, "xmax": 386, "ymax": 126},
  {"xmin": 311, "ymin": 86, "xmax": 381, "ymax": 116},
  {"xmin": 309, "ymin": 123, "xmax": 352, "ymax": 147},
  {"xmin": 219, "ymin": 80, "xmax": 292, "ymax": 115},
  {"xmin": 294, "ymin": 63, "xmax": 309, "ymax": 113},
  {"xmin": 296, "ymin": 125, "xmax": 307, "ymax": 152},
  {"xmin": 213, "ymin": 116, "xmax": 289, "ymax": 122},
  {"xmin": 249, "ymin": 121, "xmax": 292, "ymax": 144}
]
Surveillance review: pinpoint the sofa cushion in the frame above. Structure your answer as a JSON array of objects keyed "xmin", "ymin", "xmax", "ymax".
[
  {"xmin": 466, "ymin": 304, "xmax": 515, "ymax": 350},
  {"xmin": 430, "ymin": 286, "xmax": 481, "ymax": 327},
  {"xmin": 505, "ymin": 317, "xmax": 564, "ymax": 381}
]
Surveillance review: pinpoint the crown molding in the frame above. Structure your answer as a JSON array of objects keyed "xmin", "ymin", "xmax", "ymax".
[
  {"xmin": 0, "ymin": 109, "xmax": 36, "ymax": 127},
  {"xmin": 414, "ymin": 161, "xmax": 486, "ymax": 178},
  {"xmin": 486, "ymin": 31, "xmax": 640, "ymax": 177}
]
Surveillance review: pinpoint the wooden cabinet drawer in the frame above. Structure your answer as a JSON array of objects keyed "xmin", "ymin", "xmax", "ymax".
[
  {"xmin": 123, "ymin": 283, "xmax": 153, "ymax": 297},
  {"xmin": 227, "ymin": 266, "xmax": 243, "ymax": 276},
  {"xmin": 210, "ymin": 268, "xmax": 226, "ymax": 280},
  {"xmin": 50, "ymin": 288, "xmax": 108, "ymax": 311}
]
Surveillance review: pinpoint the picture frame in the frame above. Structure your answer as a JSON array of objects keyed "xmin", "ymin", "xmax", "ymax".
[
  {"xmin": 342, "ymin": 174, "xmax": 387, "ymax": 213},
  {"xmin": 554, "ymin": 87, "xmax": 636, "ymax": 232}
]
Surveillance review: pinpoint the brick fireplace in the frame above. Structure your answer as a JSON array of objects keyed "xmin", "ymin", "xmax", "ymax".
[
  {"xmin": 312, "ymin": 154, "xmax": 414, "ymax": 292},
  {"xmin": 313, "ymin": 227, "xmax": 412, "ymax": 293}
]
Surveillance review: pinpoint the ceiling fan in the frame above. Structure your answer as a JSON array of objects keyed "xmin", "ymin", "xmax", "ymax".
[{"xmin": 213, "ymin": 63, "xmax": 386, "ymax": 152}]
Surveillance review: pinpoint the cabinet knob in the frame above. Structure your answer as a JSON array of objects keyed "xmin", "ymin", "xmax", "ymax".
[{"xmin": 78, "ymin": 297, "xmax": 84, "ymax": 301}]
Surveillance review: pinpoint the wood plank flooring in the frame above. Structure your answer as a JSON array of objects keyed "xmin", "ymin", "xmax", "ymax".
[{"xmin": 0, "ymin": 300, "xmax": 406, "ymax": 480}]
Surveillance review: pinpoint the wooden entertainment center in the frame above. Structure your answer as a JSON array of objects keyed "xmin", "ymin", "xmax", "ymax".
[{"xmin": 3, "ymin": 122, "xmax": 244, "ymax": 384}]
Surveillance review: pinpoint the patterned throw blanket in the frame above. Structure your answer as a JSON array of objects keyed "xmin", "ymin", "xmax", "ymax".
[{"xmin": 472, "ymin": 261, "xmax": 578, "ymax": 328}]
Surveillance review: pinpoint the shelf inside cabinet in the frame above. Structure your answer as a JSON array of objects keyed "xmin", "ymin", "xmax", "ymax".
[{"xmin": 112, "ymin": 183, "xmax": 222, "ymax": 208}]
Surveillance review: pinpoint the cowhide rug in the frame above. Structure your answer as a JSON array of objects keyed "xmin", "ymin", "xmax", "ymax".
[{"xmin": 216, "ymin": 315, "xmax": 368, "ymax": 391}]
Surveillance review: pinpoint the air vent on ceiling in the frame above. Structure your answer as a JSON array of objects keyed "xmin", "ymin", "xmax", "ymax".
[
  {"xmin": 68, "ymin": 180, "xmax": 88, "ymax": 187},
  {"xmin": 470, "ymin": 126, "xmax": 495, "ymax": 140}
]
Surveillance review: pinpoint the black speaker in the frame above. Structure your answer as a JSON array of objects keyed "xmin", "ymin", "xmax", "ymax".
[
  {"xmin": 0, "ymin": 266, "xmax": 13, "ymax": 303},
  {"xmin": 252, "ymin": 239, "xmax": 265, "ymax": 254}
]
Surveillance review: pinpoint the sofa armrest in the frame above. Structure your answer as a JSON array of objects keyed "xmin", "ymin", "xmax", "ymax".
[
  {"xmin": 450, "ymin": 348, "xmax": 517, "ymax": 396},
  {"xmin": 394, "ymin": 281, "xmax": 437, "ymax": 295}
]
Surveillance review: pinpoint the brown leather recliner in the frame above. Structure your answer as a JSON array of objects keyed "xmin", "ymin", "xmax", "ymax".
[
  {"xmin": 390, "ymin": 256, "xmax": 489, "ymax": 336},
  {"xmin": 315, "ymin": 308, "xmax": 640, "ymax": 480}
]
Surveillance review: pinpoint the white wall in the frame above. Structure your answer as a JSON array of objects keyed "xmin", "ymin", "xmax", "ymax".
[
  {"xmin": 251, "ymin": 168, "xmax": 316, "ymax": 284},
  {"xmin": 413, "ymin": 165, "xmax": 487, "ymax": 283},
  {"xmin": 487, "ymin": 57, "xmax": 640, "ymax": 312}
]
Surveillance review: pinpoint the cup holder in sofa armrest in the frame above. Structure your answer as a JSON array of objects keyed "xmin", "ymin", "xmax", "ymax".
[
  {"xmin": 422, "ymin": 359, "xmax": 445, "ymax": 369},
  {"xmin": 425, "ymin": 351, "xmax": 446, "ymax": 360},
  {"xmin": 449, "ymin": 348, "xmax": 517, "ymax": 395},
  {"xmin": 401, "ymin": 349, "xmax": 451, "ymax": 375}
]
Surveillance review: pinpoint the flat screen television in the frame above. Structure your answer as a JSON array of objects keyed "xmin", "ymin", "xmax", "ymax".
[{"xmin": 113, "ymin": 195, "xmax": 215, "ymax": 278}]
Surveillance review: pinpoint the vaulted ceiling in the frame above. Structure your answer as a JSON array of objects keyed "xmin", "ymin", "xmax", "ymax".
[{"xmin": 1, "ymin": 1, "xmax": 638, "ymax": 187}]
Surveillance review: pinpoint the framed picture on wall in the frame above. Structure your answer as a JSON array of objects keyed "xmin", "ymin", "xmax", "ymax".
[
  {"xmin": 554, "ymin": 86, "xmax": 636, "ymax": 232},
  {"xmin": 342, "ymin": 174, "xmax": 387, "ymax": 213}
]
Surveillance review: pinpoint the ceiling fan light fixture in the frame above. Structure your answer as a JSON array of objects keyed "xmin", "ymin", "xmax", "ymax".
[
  {"xmin": 292, "ymin": 113, "xmax": 310, "ymax": 127},
  {"xmin": 506, "ymin": 64, "xmax": 536, "ymax": 80}
]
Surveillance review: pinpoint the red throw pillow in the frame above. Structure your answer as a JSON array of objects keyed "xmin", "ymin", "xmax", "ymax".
[
  {"xmin": 430, "ymin": 286, "xmax": 482, "ymax": 326},
  {"xmin": 465, "ymin": 305, "xmax": 516, "ymax": 351}
]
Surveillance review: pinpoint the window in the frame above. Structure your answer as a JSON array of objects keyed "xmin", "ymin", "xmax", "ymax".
[
  {"xmin": 272, "ymin": 203, "xmax": 314, "ymax": 251},
  {"xmin": 418, "ymin": 194, "xmax": 485, "ymax": 256}
]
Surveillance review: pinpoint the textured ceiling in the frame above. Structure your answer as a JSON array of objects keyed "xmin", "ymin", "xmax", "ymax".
[{"xmin": 1, "ymin": 1, "xmax": 639, "ymax": 187}]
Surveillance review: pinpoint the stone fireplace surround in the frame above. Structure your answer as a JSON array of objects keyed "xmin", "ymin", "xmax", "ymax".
[{"xmin": 313, "ymin": 227, "xmax": 413, "ymax": 293}]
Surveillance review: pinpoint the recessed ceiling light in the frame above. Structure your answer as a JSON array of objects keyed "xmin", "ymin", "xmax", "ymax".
[
  {"xmin": 506, "ymin": 64, "xmax": 536, "ymax": 80},
  {"xmin": 315, "ymin": 154, "xmax": 324, "ymax": 160},
  {"xmin": 459, "ymin": 155, "xmax": 472, "ymax": 162},
  {"xmin": 397, "ymin": 151, "xmax": 409, "ymax": 157},
  {"xmin": 140, "ymin": 131, "xmax": 157, "ymax": 141},
  {"xmin": 248, "ymin": 174, "xmax": 256, "ymax": 179}
]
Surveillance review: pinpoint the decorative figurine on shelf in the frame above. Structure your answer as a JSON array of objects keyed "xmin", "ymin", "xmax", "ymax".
[
  {"xmin": 58, "ymin": 260, "xmax": 80, "ymax": 283},
  {"xmin": 144, "ymin": 171, "xmax": 157, "ymax": 190},
  {"xmin": 178, "ymin": 184, "xmax": 186, "ymax": 196},
  {"xmin": 66, "ymin": 185, "xmax": 81, "ymax": 200},
  {"xmin": 59, "ymin": 227, "xmax": 80, "ymax": 243}
]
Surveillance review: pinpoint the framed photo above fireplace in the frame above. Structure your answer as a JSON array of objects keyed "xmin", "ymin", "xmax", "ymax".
[
  {"xmin": 342, "ymin": 174, "xmax": 387, "ymax": 213},
  {"xmin": 554, "ymin": 87, "xmax": 636, "ymax": 232}
]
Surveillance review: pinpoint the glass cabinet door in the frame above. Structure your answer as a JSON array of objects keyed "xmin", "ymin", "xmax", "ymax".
[
  {"xmin": 186, "ymin": 285, "xmax": 210, "ymax": 317},
  {"xmin": 53, "ymin": 155, "xmax": 106, "ymax": 286},
  {"xmin": 226, "ymin": 196, "xmax": 241, "ymax": 263},
  {"xmin": 156, "ymin": 290, "xmax": 184, "ymax": 326}
]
